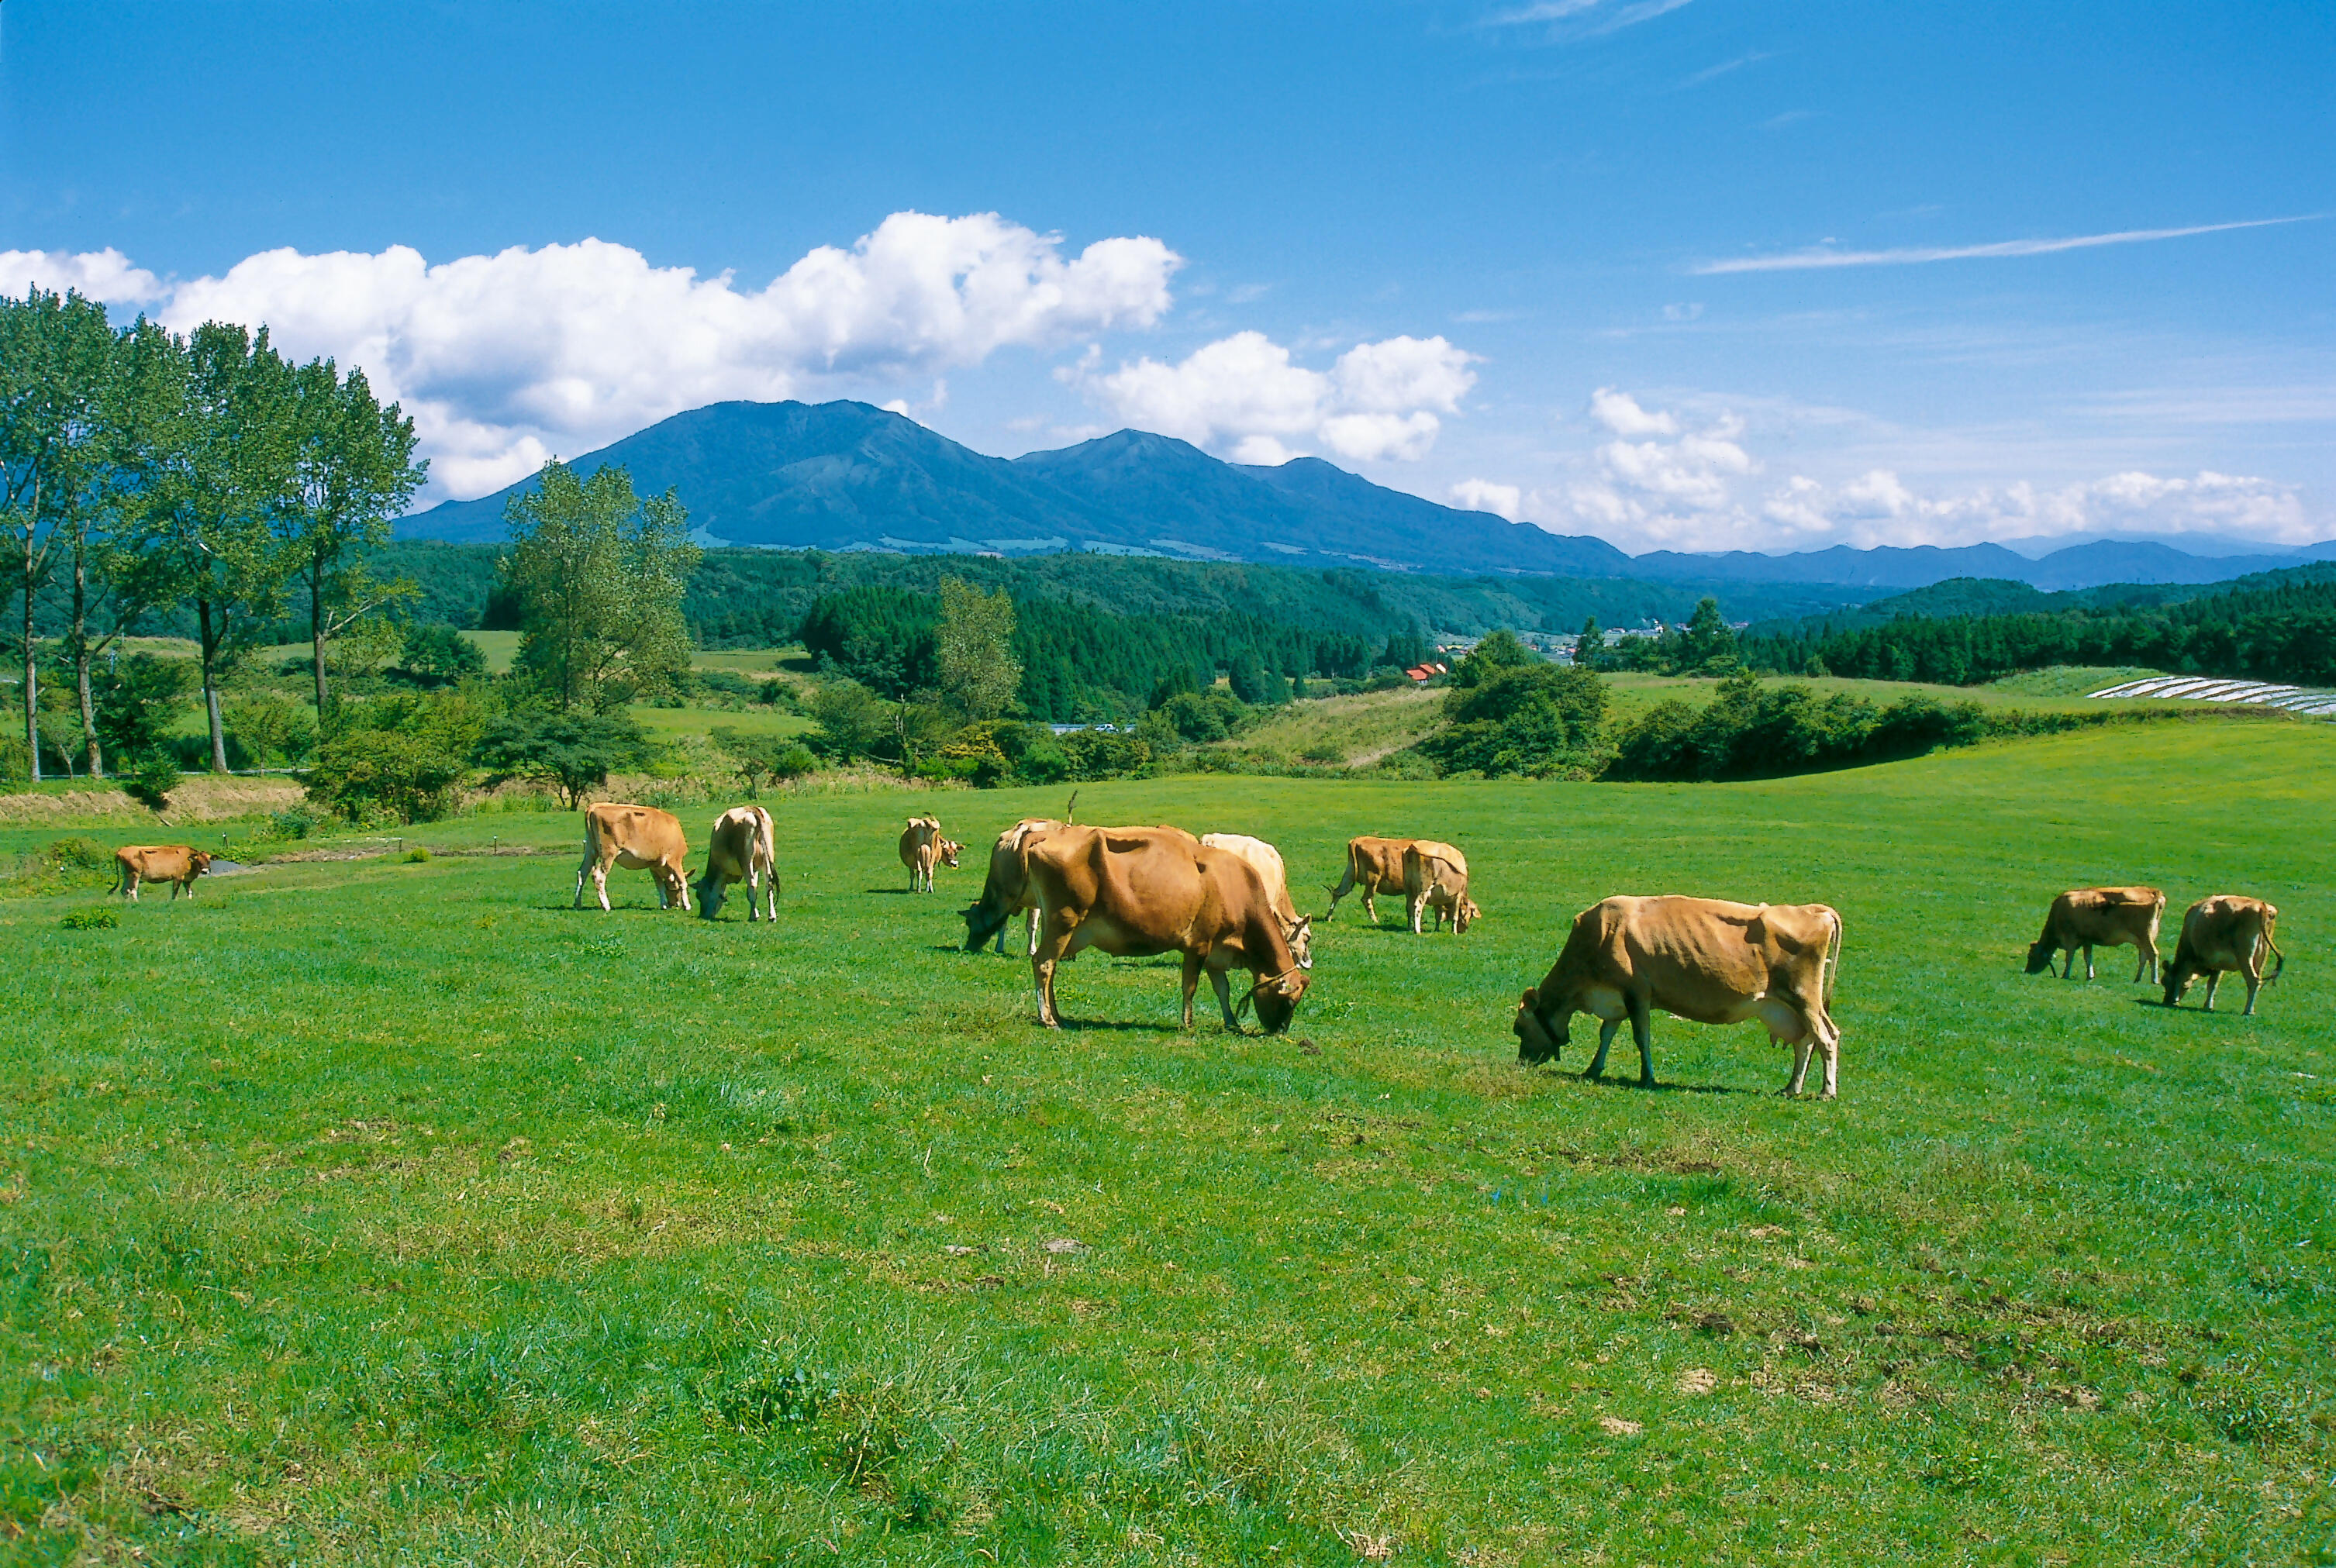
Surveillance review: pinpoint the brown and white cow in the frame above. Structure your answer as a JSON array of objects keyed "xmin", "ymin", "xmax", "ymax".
[
  {"xmin": 1200, "ymin": 832, "xmax": 1313, "ymax": 967},
  {"xmin": 2162, "ymin": 894, "xmax": 2284, "ymax": 1015},
  {"xmin": 1403, "ymin": 840, "xmax": 1478, "ymax": 935},
  {"xmin": 113, "ymin": 844, "xmax": 212, "ymax": 902},
  {"xmin": 1513, "ymin": 895, "xmax": 1844, "ymax": 1098},
  {"xmin": 696, "ymin": 805, "xmax": 778, "ymax": 921},
  {"xmin": 2026, "ymin": 886, "xmax": 2165, "ymax": 982},
  {"xmin": 1323, "ymin": 836, "xmax": 1420, "ymax": 924},
  {"xmin": 574, "ymin": 802, "xmax": 691, "ymax": 912},
  {"xmin": 1023, "ymin": 826, "xmax": 1310, "ymax": 1033},
  {"xmin": 900, "ymin": 815, "xmax": 949, "ymax": 893}
]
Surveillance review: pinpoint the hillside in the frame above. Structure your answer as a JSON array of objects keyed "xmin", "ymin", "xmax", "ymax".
[{"xmin": 395, "ymin": 398, "xmax": 2334, "ymax": 592}]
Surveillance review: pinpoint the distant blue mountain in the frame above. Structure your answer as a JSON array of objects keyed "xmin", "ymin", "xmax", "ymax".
[{"xmin": 398, "ymin": 398, "xmax": 2332, "ymax": 592}]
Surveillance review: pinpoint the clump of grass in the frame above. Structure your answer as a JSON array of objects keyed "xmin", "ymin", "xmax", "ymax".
[
  {"xmin": 60, "ymin": 907, "xmax": 119, "ymax": 930},
  {"xmin": 404, "ymin": 846, "xmax": 431, "ymax": 863}
]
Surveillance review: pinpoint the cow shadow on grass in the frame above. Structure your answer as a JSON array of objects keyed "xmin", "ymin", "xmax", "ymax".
[{"xmin": 1538, "ymin": 1069, "xmax": 1745, "ymax": 1096}]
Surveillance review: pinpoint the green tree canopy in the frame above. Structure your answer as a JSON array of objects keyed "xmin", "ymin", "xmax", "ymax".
[
  {"xmin": 499, "ymin": 461, "xmax": 699, "ymax": 712},
  {"xmin": 116, "ymin": 320, "xmax": 300, "ymax": 772},
  {"xmin": 0, "ymin": 286, "xmax": 121, "ymax": 779},
  {"xmin": 279, "ymin": 358, "xmax": 426, "ymax": 722},
  {"xmin": 935, "ymin": 576, "xmax": 1021, "ymax": 719}
]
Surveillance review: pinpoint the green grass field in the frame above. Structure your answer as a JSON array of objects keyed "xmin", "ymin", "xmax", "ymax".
[{"xmin": 4, "ymin": 722, "xmax": 2331, "ymax": 1563}]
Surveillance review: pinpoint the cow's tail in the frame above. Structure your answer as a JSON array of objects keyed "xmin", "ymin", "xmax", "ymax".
[
  {"xmin": 1822, "ymin": 906, "xmax": 1843, "ymax": 1006},
  {"xmin": 1064, "ymin": 789, "xmax": 1078, "ymax": 825},
  {"xmin": 2263, "ymin": 915, "xmax": 2286, "ymax": 987}
]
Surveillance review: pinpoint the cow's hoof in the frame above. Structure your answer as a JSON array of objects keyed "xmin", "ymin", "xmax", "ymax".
[{"xmin": 1638, "ymin": 1077, "xmax": 1658, "ymax": 1091}]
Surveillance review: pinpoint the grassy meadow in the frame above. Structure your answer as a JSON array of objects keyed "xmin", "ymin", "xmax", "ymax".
[{"xmin": 3, "ymin": 720, "xmax": 2332, "ymax": 1564}]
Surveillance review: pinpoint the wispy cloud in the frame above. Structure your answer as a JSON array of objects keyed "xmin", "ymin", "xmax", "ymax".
[
  {"xmin": 1678, "ymin": 50, "xmax": 1775, "ymax": 88},
  {"xmin": 1691, "ymin": 215, "xmax": 2319, "ymax": 275},
  {"xmin": 1482, "ymin": 0, "xmax": 1694, "ymax": 39}
]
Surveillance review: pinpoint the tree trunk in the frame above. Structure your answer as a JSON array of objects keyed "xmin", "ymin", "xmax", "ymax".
[
  {"xmin": 71, "ymin": 542, "xmax": 101, "ymax": 777},
  {"xmin": 198, "ymin": 597, "xmax": 229, "ymax": 772},
  {"xmin": 20, "ymin": 568, "xmax": 38, "ymax": 784},
  {"xmin": 310, "ymin": 560, "xmax": 330, "ymax": 729}
]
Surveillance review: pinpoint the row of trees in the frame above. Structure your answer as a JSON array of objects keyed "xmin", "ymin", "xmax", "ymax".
[
  {"xmin": 1, "ymin": 288, "xmax": 424, "ymax": 777},
  {"xmin": 798, "ymin": 578, "xmax": 1425, "ymax": 720},
  {"xmin": 1737, "ymin": 570, "xmax": 2336, "ymax": 688}
]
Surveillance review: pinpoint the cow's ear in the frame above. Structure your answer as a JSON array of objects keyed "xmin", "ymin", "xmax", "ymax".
[{"xmin": 1519, "ymin": 988, "xmax": 1537, "ymax": 1008}]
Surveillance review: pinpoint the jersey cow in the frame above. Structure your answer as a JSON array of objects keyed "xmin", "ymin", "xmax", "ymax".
[
  {"xmin": 2026, "ymin": 886, "xmax": 2165, "ymax": 982},
  {"xmin": 1402, "ymin": 840, "xmax": 1478, "ymax": 935},
  {"xmin": 1513, "ymin": 895, "xmax": 1845, "ymax": 1098},
  {"xmin": 112, "ymin": 844, "xmax": 212, "ymax": 901},
  {"xmin": 1023, "ymin": 826, "xmax": 1310, "ymax": 1034},
  {"xmin": 899, "ymin": 816, "xmax": 959, "ymax": 893},
  {"xmin": 1200, "ymin": 832, "xmax": 1313, "ymax": 968},
  {"xmin": 575, "ymin": 803, "xmax": 691, "ymax": 912},
  {"xmin": 2162, "ymin": 894, "xmax": 2284, "ymax": 1015},
  {"xmin": 963, "ymin": 817, "xmax": 1075, "ymax": 956},
  {"xmin": 1323, "ymin": 836, "xmax": 1420, "ymax": 925},
  {"xmin": 696, "ymin": 805, "xmax": 777, "ymax": 921}
]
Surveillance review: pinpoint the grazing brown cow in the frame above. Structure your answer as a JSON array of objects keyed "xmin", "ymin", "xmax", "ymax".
[
  {"xmin": 112, "ymin": 844, "xmax": 212, "ymax": 902},
  {"xmin": 1023, "ymin": 827, "xmax": 1309, "ymax": 1033},
  {"xmin": 695, "ymin": 805, "xmax": 777, "ymax": 921},
  {"xmin": 1513, "ymin": 895, "xmax": 1844, "ymax": 1098},
  {"xmin": 963, "ymin": 818, "xmax": 1068, "ymax": 955},
  {"xmin": 1323, "ymin": 836, "xmax": 1420, "ymax": 924},
  {"xmin": 1403, "ymin": 840, "xmax": 1478, "ymax": 935},
  {"xmin": 1200, "ymin": 832, "xmax": 1313, "ymax": 967},
  {"xmin": 899, "ymin": 815, "xmax": 947, "ymax": 893},
  {"xmin": 2026, "ymin": 886, "xmax": 2166, "ymax": 982},
  {"xmin": 2162, "ymin": 895, "xmax": 2284, "ymax": 1015},
  {"xmin": 574, "ymin": 802, "xmax": 691, "ymax": 912}
]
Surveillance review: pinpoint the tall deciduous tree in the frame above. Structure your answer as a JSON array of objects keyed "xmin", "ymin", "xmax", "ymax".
[
  {"xmin": 117, "ymin": 320, "xmax": 298, "ymax": 772},
  {"xmin": 499, "ymin": 461, "xmax": 699, "ymax": 712},
  {"xmin": 935, "ymin": 576, "xmax": 1021, "ymax": 720},
  {"xmin": 279, "ymin": 358, "xmax": 426, "ymax": 724},
  {"xmin": 0, "ymin": 287, "xmax": 119, "ymax": 780}
]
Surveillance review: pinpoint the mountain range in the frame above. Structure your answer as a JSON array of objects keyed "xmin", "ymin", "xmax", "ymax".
[{"xmin": 399, "ymin": 399, "xmax": 2334, "ymax": 594}]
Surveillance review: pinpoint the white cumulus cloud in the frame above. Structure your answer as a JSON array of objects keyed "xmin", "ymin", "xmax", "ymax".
[
  {"xmin": 1487, "ymin": 388, "xmax": 2324, "ymax": 553},
  {"xmin": 4, "ymin": 212, "xmax": 1182, "ymax": 499},
  {"xmin": 1082, "ymin": 330, "xmax": 1476, "ymax": 465},
  {"xmin": 1449, "ymin": 478, "xmax": 1523, "ymax": 520}
]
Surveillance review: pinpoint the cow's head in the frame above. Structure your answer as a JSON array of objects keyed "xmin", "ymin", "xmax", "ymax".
[
  {"xmin": 938, "ymin": 839, "xmax": 962, "ymax": 870},
  {"xmin": 2161, "ymin": 963, "xmax": 2196, "ymax": 1008},
  {"xmin": 1249, "ymin": 969, "xmax": 1309, "ymax": 1035},
  {"xmin": 1282, "ymin": 915, "xmax": 1314, "ymax": 970},
  {"xmin": 188, "ymin": 850, "xmax": 215, "ymax": 876},
  {"xmin": 1453, "ymin": 897, "xmax": 1481, "ymax": 935},
  {"xmin": 1513, "ymin": 985, "xmax": 1568, "ymax": 1064},
  {"xmin": 695, "ymin": 869, "xmax": 726, "ymax": 920},
  {"xmin": 963, "ymin": 901, "xmax": 1009, "ymax": 952},
  {"xmin": 2023, "ymin": 939, "xmax": 2057, "ymax": 975}
]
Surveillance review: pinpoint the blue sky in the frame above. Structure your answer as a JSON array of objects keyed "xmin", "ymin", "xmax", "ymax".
[{"xmin": 5, "ymin": 0, "xmax": 2331, "ymax": 553}]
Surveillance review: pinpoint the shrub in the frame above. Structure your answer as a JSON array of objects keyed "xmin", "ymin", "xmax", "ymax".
[
  {"xmin": 474, "ymin": 711, "xmax": 651, "ymax": 810},
  {"xmin": 126, "ymin": 756, "xmax": 181, "ymax": 812},
  {"xmin": 305, "ymin": 729, "xmax": 468, "ymax": 823},
  {"xmin": 61, "ymin": 908, "xmax": 119, "ymax": 931},
  {"xmin": 0, "ymin": 734, "xmax": 29, "ymax": 785},
  {"xmin": 269, "ymin": 807, "xmax": 321, "ymax": 840},
  {"xmin": 397, "ymin": 622, "xmax": 488, "ymax": 683},
  {"xmin": 404, "ymin": 847, "xmax": 431, "ymax": 863},
  {"xmin": 1417, "ymin": 660, "xmax": 1607, "ymax": 778},
  {"xmin": 713, "ymin": 727, "xmax": 822, "ymax": 798},
  {"xmin": 224, "ymin": 693, "xmax": 318, "ymax": 769},
  {"xmin": 1604, "ymin": 672, "xmax": 2000, "ymax": 782}
]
